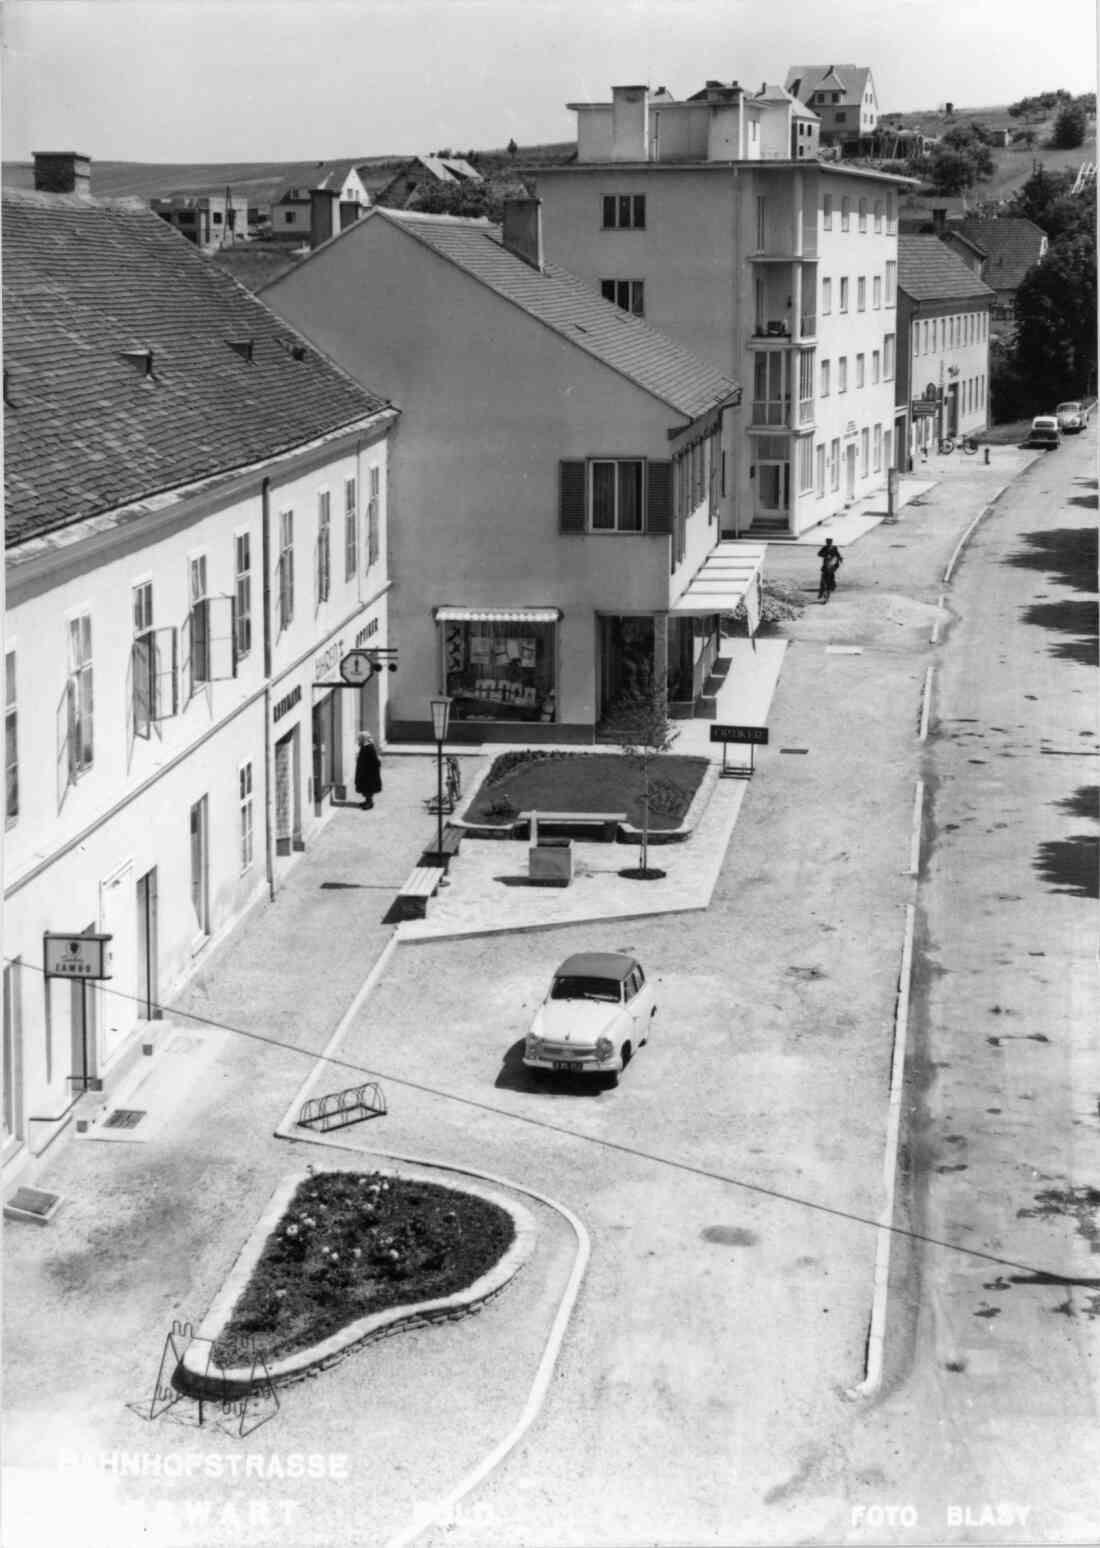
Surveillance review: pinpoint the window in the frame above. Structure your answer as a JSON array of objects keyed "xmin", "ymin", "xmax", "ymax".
[
  {"xmin": 592, "ymin": 460, "xmax": 644, "ymax": 531},
  {"xmin": 132, "ymin": 582, "xmax": 154, "ymax": 737},
  {"xmin": 885, "ymin": 260, "xmax": 897, "ymax": 305},
  {"xmin": 316, "ymin": 491, "xmax": 331, "ymax": 606},
  {"xmin": 820, "ymin": 358, "xmax": 831, "ymax": 397},
  {"xmin": 858, "ymin": 197, "xmax": 868, "ymax": 232},
  {"xmin": 872, "ymin": 349, "xmax": 881, "ymax": 384},
  {"xmin": 4, "ymin": 651, "xmax": 17, "ymax": 825},
  {"xmin": 235, "ymin": 534, "xmax": 252, "ymax": 657},
  {"xmin": 443, "ymin": 617, "xmax": 557, "ymax": 723},
  {"xmin": 913, "ymin": 329, "xmax": 920, "ymax": 356},
  {"xmin": 189, "ymin": 556, "xmax": 209, "ymax": 685},
  {"xmin": 873, "ymin": 199, "xmax": 884, "ymax": 233},
  {"xmin": 857, "ymin": 276, "xmax": 867, "ymax": 311},
  {"xmin": 841, "ymin": 196, "xmax": 851, "ymax": 232},
  {"xmin": 815, "ymin": 443, "xmax": 826, "ymax": 496},
  {"xmin": 600, "ymin": 279, "xmax": 644, "ymax": 316},
  {"xmin": 67, "ymin": 613, "xmax": 94, "ymax": 777},
  {"xmin": 822, "ymin": 277, "xmax": 832, "ymax": 315},
  {"xmin": 797, "ymin": 437, "xmax": 814, "ymax": 493},
  {"xmin": 886, "ymin": 192, "xmax": 897, "ymax": 234},
  {"xmin": 753, "ymin": 353, "xmax": 789, "ymax": 425},
  {"xmin": 756, "ymin": 195, "xmax": 767, "ymax": 250},
  {"xmin": 839, "ymin": 277, "xmax": 849, "ymax": 313},
  {"xmin": 278, "ymin": 510, "xmax": 294, "ymax": 630},
  {"xmin": 836, "ymin": 110, "xmax": 848, "ymax": 124},
  {"xmin": 823, "ymin": 193, "xmax": 833, "ymax": 230},
  {"xmin": 873, "ymin": 274, "xmax": 882, "ymax": 309},
  {"xmin": 860, "ymin": 427, "xmax": 870, "ymax": 476},
  {"xmin": 829, "ymin": 438, "xmax": 840, "ymax": 491},
  {"xmin": 239, "ymin": 762, "xmax": 254, "ymax": 872},
  {"xmin": 838, "ymin": 356, "xmax": 848, "ymax": 393},
  {"xmin": 884, "ymin": 333, "xmax": 896, "ymax": 380},
  {"xmin": 798, "ymin": 350, "xmax": 815, "ymax": 423},
  {"xmin": 367, "ymin": 467, "xmax": 380, "ymax": 566},
  {"xmin": 284, "ymin": 211, "xmax": 294, "ymax": 225},
  {"xmin": 873, "ymin": 423, "xmax": 883, "ymax": 471},
  {"xmin": 212, "ymin": 210, "xmax": 223, "ymax": 225},
  {"xmin": 922, "ymin": 320, "xmax": 929, "ymax": 353},
  {"xmin": 856, "ymin": 353, "xmax": 865, "ymax": 388},
  {"xmin": 602, "ymin": 194, "xmax": 646, "ymax": 229},
  {"xmin": 344, "ymin": 478, "xmax": 358, "ymax": 581}
]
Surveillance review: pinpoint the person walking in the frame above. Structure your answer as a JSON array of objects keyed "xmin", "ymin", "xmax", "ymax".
[
  {"xmin": 354, "ymin": 731, "xmax": 382, "ymax": 809},
  {"xmin": 817, "ymin": 537, "xmax": 843, "ymax": 603}
]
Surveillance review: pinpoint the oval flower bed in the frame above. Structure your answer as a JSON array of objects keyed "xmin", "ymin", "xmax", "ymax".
[{"xmin": 213, "ymin": 1171, "xmax": 515, "ymax": 1367}]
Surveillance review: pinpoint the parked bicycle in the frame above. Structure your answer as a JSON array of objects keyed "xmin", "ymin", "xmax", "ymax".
[
  {"xmin": 938, "ymin": 434, "xmax": 980, "ymax": 456},
  {"xmin": 424, "ymin": 755, "xmax": 462, "ymax": 815}
]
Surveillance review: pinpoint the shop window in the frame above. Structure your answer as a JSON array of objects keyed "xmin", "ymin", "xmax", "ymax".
[{"xmin": 443, "ymin": 619, "xmax": 557, "ymax": 724}]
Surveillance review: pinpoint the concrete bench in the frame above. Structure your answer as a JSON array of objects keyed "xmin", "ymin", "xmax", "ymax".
[
  {"xmin": 421, "ymin": 826, "xmax": 463, "ymax": 872},
  {"xmin": 518, "ymin": 811, "xmax": 627, "ymax": 842},
  {"xmin": 395, "ymin": 866, "xmax": 445, "ymax": 920}
]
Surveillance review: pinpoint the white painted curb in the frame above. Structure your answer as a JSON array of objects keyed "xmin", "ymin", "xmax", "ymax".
[
  {"xmin": 849, "ymin": 901, "xmax": 917, "ymax": 1400},
  {"xmin": 918, "ymin": 667, "xmax": 934, "ymax": 744},
  {"xmin": 930, "ymin": 592, "xmax": 946, "ymax": 646},
  {"xmin": 908, "ymin": 781, "xmax": 924, "ymax": 878},
  {"xmin": 943, "ymin": 486, "xmax": 1007, "ymax": 584}
]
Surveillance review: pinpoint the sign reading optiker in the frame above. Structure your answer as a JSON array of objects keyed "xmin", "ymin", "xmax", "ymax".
[{"xmin": 709, "ymin": 724, "xmax": 769, "ymax": 745}]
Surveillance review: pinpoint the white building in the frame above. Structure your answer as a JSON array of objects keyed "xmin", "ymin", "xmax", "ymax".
[
  {"xmin": 532, "ymin": 81, "xmax": 915, "ymax": 537},
  {"xmin": 2, "ymin": 162, "xmax": 397, "ymax": 1180}
]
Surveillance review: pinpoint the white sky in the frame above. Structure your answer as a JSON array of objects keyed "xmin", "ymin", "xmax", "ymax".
[{"xmin": 2, "ymin": 0, "xmax": 1097, "ymax": 163}]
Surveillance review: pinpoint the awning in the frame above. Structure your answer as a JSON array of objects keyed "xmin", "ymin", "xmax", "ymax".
[
  {"xmin": 668, "ymin": 543, "xmax": 767, "ymax": 616},
  {"xmin": 434, "ymin": 606, "xmax": 562, "ymax": 624}
]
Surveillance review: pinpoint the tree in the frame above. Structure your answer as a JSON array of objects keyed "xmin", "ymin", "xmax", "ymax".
[
  {"xmin": 605, "ymin": 666, "xmax": 679, "ymax": 878},
  {"xmin": 507, "ymin": 138, "xmax": 518, "ymax": 158},
  {"xmin": 924, "ymin": 144, "xmax": 984, "ymax": 195},
  {"xmin": 1013, "ymin": 232, "xmax": 1098, "ymax": 403},
  {"xmin": 1051, "ymin": 100, "xmax": 1088, "ymax": 149},
  {"xmin": 404, "ymin": 180, "xmax": 505, "ymax": 221}
]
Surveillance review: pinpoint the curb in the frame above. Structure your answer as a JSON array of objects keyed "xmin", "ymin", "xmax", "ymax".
[
  {"xmin": 918, "ymin": 668, "xmax": 934, "ymax": 744},
  {"xmin": 848, "ymin": 900, "xmax": 917, "ymax": 1400},
  {"xmin": 177, "ymin": 1164, "xmax": 536, "ymax": 1396},
  {"xmin": 908, "ymin": 781, "xmax": 925, "ymax": 878},
  {"xmin": 942, "ymin": 485, "xmax": 1008, "ymax": 584}
]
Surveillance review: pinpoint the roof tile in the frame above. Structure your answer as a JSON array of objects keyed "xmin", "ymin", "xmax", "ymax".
[{"xmin": 897, "ymin": 234, "xmax": 997, "ymax": 303}]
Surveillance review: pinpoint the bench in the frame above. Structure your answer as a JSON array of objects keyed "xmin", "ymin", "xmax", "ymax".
[
  {"xmin": 394, "ymin": 866, "xmax": 445, "ymax": 921},
  {"xmin": 420, "ymin": 826, "xmax": 463, "ymax": 872},
  {"xmin": 518, "ymin": 811, "xmax": 627, "ymax": 842}
]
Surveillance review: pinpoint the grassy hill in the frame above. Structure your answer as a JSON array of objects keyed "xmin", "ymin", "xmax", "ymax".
[{"xmin": 882, "ymin": 102, "xmax": 1096, "ymax": 205}]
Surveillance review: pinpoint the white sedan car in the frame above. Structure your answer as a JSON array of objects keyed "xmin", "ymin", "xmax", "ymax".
[
  {"xmin": 1056, "ymin": 401, "xmax": 1090, "ymax": 433},
  {"xmin": 523, "ymin": 951, "xmax": 657, "ymax": 1085}
]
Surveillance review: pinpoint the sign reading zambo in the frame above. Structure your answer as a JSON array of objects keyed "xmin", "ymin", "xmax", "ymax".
[
  {"xmin": 710, "ymin": 724, "xmax": 769, "ymax": 745},
  {"xmin": 43, "ymin": 933, "xmax": 112, "ymax": 979}
]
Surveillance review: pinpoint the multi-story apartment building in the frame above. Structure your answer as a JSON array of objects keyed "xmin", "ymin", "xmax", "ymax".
[
  {"xmin": 533, "ymin": 81, "xmax": 914, "ymax": 537},
  {"xmin": 2, "ymin": 159, "xmax": 397, "ymax": 1180},
  {"xmin": 897, "ymin": 236, "xmax": 994, "ymax": 460}
]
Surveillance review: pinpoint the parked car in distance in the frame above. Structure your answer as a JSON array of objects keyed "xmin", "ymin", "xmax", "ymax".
[
  {"xmin": 523, "ymin": 951, "xmax": 656, "ymax": 1085},
  {"xmin": 1027, "ymin": 415, "xmax": 1062, "ymax": 448},
  {"xmin": 1056, "ymin": 401, "xmax": 1090, "ymax": 433}
]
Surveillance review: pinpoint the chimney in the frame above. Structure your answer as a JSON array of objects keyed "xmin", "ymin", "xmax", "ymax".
[
  {"xmin": 309, "ymin": 188, "xmax": 339, "ymax": 250},
  {"xmin": 931, "ymin": 206, "xmax": 947, "ymax": 234},
  {"xmin": 611, "ymin": 85, "xmax": 650, "ymax": 161},
  {"xmin": 339, "ymin": 199, "xmax": 363, "ymax": 232},
  {"xmin": 33, "ymin": 151, "xmax": 91, "ymax": 196},
  {"xmin": 501, "ymin": 197, "xmax": 543, "ymax": 271}
]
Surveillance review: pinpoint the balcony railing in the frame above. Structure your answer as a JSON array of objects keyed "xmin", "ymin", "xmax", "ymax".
[
  {"xmin": 753, "ymin": 320, "xmax": 792, "ymax": 339},
  {"xmin": 800, "ymin": 311, "xmax": 817, "ymax": 338},
  {"xmin": 751, "ymin": 400, "xmax": 790, "ymax": 427},
  {"xmin": 798, "ymin": 397, "xmax": 814, "ymax": 426}
]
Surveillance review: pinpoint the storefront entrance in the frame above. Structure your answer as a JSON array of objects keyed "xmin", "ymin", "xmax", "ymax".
[
  {"xmin": 312, "ymin": 689, "xmax": 342, "ymax": 809},
  {"xmin": 598, "ymin": 615, "xmax": 655, "ymax": 724},
  {"xmin": 274, "ymin": 727, "xmax": 301, "ymax": 856}
]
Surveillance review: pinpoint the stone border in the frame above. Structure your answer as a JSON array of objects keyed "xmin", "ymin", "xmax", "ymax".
[{"xmin": 177, "ymin": 1163, "xmax": 536, "ymax": 1398}]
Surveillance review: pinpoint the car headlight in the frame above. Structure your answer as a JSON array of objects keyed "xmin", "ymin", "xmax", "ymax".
[
  {"xmin": 595, "ymin": 1036, "xmax": 614, "ymax": 1061},
  {"xmin": 526, "ymin": 1035, "xmax": 542, "ymax": 1057}
]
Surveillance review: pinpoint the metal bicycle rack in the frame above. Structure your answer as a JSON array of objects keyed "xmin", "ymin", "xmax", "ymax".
[{"xmin": 297, "ymin": 1081, "xmax": 387, "ymax": 1132}]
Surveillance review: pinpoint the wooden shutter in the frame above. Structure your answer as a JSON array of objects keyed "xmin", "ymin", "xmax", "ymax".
[
  {"xmin": 646, "ymin": 460, "xmax": 673, "ymax": 534},
  {"xmin": 559, "ymin": 461, "xmax": 587, "ymax": 533}
]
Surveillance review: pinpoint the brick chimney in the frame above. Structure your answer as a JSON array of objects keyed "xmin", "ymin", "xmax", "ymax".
[
  {"xmin": 33, "ymin": 151, "xmax": 91, "ymax": 196},
  {"xmin": 501, "ymin": 197, "xmax": 543, "ymax": 271},
  {"xmin": 931, "ymin": 206, "xmax": 947, "ymax": 234},
  {"xmin": 309, "ymin": 188, "xmax": 339, "ymax": 250},
  {"xmin": 339, "ymin": 199, "xmax": 364, "ymax": 232}
]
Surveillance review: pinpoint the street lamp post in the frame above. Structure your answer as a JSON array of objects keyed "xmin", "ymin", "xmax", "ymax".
[{"xmin": 430, "ymin": 696, "xmax": 452, "ymax": 882}]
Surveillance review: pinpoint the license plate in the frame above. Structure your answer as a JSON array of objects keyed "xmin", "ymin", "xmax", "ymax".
[{"xmin": 553, "ymin": 1060, "xmax": 581, "ymax": 1071}]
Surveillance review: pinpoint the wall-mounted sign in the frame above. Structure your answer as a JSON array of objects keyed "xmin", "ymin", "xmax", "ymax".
[
  {"xmin": 43, "ymin": 933, "xmax": 112, "ymax": 979},
  {"xmin": 314, "ymin": 638, "xmax": 344, "ymax": 682},
  {"xmin": 340, "ymin": 650, "xmax": 376, "ymax": 686},
  {"xmin": 273, "ymin": 684, "xmax": 302, "ymax": 722}
]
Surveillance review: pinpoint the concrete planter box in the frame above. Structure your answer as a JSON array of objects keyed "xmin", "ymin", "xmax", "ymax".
[{"xmin": 528, "ymin": 838, "xmax": 573, "ymax": 885}]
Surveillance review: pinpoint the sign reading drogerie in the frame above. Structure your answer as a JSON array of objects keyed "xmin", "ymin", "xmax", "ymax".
[
  {"xmin": 339, "ymin": 649, "xmax": 376, "ymax": 686},
  {"xmin": 710, "ymin": 724, "xmax": 769, "ymax": 745},
  {"xmin": 43, "ymin": 933, "xmax": 113, "ymax": 980}
]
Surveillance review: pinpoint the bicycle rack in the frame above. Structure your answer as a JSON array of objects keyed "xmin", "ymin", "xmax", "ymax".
[
  {"xmin": 297, "ymin": 1081, "xmax": 387, "ymax": 1132},
  {"xmin": 143, "ymin": 1321, "xmax": 279, "ymax": 1437}
]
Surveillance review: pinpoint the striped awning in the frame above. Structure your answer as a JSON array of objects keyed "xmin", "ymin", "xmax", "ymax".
[
  {"xmin": 434, "ymin": 606, "xmax": 562, "ymax": 624},
  {"xmin": 668, "ymin": 543, "xmax": 767, "ymax": 616}
]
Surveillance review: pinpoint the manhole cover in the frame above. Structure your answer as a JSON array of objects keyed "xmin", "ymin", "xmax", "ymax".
[{"xmin": 103, "ymin": 1108, "xmax": 146, "ymax": 1129}]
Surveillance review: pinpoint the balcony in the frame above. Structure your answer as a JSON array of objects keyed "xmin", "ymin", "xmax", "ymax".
[
  {"xmin": 750, "ymin": 399, "xmax": 791, "ymax": 428},
  {"xmin": 752, "ymin": 313, "xmax": 817, "ymax": 345}
]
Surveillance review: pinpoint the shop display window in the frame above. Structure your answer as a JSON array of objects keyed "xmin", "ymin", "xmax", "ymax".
[{"xmin": 443, "ymin": 620, "xmax": 556, "ymax": 723}]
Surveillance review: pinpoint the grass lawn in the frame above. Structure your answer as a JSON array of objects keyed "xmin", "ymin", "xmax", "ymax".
[
  {"xmin": 462, "ymin": 750, "xmax": 710, "ymax": 830},
  {"xmin": 213, "ymin": 1172, "xmax": 514, "ymax": 1366}
]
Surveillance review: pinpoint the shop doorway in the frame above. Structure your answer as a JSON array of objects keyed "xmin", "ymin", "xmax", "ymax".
[
  {"xmin": 598, "ymin": 615, "xmax": 655, "ymax": 724},
  {"xmin": 189, "ymin": 796, "xmax": 210, "ymax": 940},
  {"xmin": 275, "ymin": 727, "xmax": 301, "ymax": 856},
  {"xmin": 136, "ymin": 868, "xmax": 160, "ymax": 1020},
  {"xmin": 946, "ymin": 382, "xmax": 960, "ymax": 436},
  {"xmin": 756, "ymin": 461, "xmax": 790, "ymax": 519},
  {"xmin": 312, "ymin": 689, "xmax": 342, "ymax": 809}
]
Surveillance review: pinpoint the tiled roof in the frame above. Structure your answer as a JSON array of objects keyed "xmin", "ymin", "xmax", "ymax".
[
  {"xmin": 784, "ymin": 65, "xmax": 872, "ymax": 107},
  {"xmin": 754, "ymin": 83, "xmax": 818, "ymax": 119},
  {"xmin": 375, "ymin": 209, "xmax": 740, "ymax": 419},
  {"xmin": 952, "ymin": 217, "xmax": 1047, "ymax": 291},
  {"xmin": 897, "ymin": 235, "xmax": 997, "ymax": 303},
  {"xmin": 3, "ymin": 190, "xmax": 392, "ymax": 546}
]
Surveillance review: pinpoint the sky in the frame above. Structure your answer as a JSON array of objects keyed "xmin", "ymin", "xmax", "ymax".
[{"xmin": 2, "ymin": 0, "xmax": 1097, "ymax": 164}]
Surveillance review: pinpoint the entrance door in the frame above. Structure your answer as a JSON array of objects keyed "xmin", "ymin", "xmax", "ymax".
[
  {"xmin": 845, "ymin": 444, "xmax": 857, "ymax": 500},
  {"xmin": 189, "ymin": 796, "xmax": 210, "ymax": 940},
  {"xmin": 757, "ymin": 462, "xmax": 790, "ymax": 516},
  {"xmin": 946, "ymin": 382, "xmax": 960, "ymax": 436},
  {"xmin": 136, "ymin": 868, "xmax": 160, "ymax": 1020},
  {"xmin": 598, "ymin": 616, "xmax": 655, "ymax": 722},
  {"xmin": 100, "ymin": 860, "xmax": 136, "ymax": 1062},
  {"xmin": 311, "ymin": 691, "xmax": 340, "ymax": 809}
]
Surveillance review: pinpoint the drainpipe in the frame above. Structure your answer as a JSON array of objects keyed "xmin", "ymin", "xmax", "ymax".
[{"xmin": 261, "ymin": 477, "xmax": 276, "ymax": 902}]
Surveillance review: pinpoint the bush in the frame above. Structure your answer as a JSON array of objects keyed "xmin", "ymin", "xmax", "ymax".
[{"xmin": 1051, "ymin": 101, "xmax": 1088, "ymax": 149}]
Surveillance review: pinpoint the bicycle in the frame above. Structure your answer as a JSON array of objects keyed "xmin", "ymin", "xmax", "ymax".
[
  {"xmin": 959, "ymin": 434, "xmax": 980, "ymax": 455},
  {"xmin": 425, "ymin": 755, "xmax": 462, "ymax": 815},
  {"xmin": 938, "ymin": 436, "xmax": 956, "ymax": 455}
]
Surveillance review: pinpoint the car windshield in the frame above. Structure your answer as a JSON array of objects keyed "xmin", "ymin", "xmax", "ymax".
[
  {"xmin": 1057, "ymin": 403, "xmax": 1080, "ymax": 413},
  {"xmin": 550, "ymin": 975, "xmax": 622, "ymax": 1003}
]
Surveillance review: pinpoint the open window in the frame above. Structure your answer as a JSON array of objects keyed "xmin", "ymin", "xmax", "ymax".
[
  {"xmin": 132, "ymin": 627, "xmax": 179, "ymax": 737},
  {"xmin": 181, "ymin": 596, "xmax": 237, "ymax": 701}
]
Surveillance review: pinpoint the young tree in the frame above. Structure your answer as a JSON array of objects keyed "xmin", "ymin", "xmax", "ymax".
[
  {"xmin": 605, "ymin": 667, "xmax": 679, "ymax": 878},
  {"xmin": 1051, "ymin": 100, "xmax": 1088, "ymax": 149}
]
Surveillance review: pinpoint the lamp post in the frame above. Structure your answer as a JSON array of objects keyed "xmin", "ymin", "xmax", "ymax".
[{"xmin": 430, "ymin": 696, "xmax": 452, "ymax": 881}]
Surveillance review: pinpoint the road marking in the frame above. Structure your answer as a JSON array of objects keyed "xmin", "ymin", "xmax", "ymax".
[
  {"xmin": 919, "ymin": 667, "xmax": 935, "ymax": 743},
  {"xmin": 908, "ymin": 780, "xmax": 925, "ymax": 877},
  {"xmin": 930, "ymin": 592, "xmax": 946, "ymax": 645}
]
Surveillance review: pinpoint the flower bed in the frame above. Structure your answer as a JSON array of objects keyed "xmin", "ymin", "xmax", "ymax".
[
  {"xmin": 463, "ymin": 750, "xmax": 709, "ymax": 830},
  {"xmin": 213, "ymin": 1171, "xmax": 515, "ymax": 1366}
]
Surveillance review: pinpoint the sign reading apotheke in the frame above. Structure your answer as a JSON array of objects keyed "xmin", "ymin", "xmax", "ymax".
[
  {"xmin": 709, "ymin": 725, "xmax": 769, "ymax": 745},
  {"xmin": 43, "ymin": 933, "xmax": 113, "ymax": 979}
]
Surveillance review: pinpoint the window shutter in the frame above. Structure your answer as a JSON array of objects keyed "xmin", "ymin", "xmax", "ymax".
[
  {"xmin": 646, "ymin": 460, "xmax": 673, "ymax": 534},
  {"xmin": 559, "ymin": 461, "xmax": 587, "ymax": 533}
]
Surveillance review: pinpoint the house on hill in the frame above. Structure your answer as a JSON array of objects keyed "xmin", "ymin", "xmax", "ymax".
[
  {"xmin": 270, "ymin": 161, "xmax": 372, "ymax": 242},
  {"xmin": 2, "ymin": 152, "xmax": 398, "ymax": 1177},
  {"xmin": 374, "ymin": 155, "xmax": 483, "ymax": 210},
  {"xmin": 784, "ymin": 64, "xmax": 879, "ymax": 147},
  {"xmin": 261, "ymin": 201, "xmax": 760, "ymax": 743},
  {"xmin": 150, "ymin": 190, "xmax": 249, "ymax": 250}
]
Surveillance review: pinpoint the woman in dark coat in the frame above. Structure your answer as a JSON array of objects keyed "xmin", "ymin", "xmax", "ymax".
[{"xmin": 354, "ymin": 733, "xmax": 382, "ymax": 808}]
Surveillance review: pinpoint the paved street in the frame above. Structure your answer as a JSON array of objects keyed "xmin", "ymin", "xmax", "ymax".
[{"xmin": 4, "ymin": 443, "xmax": 1098, "ymax": 1547}]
